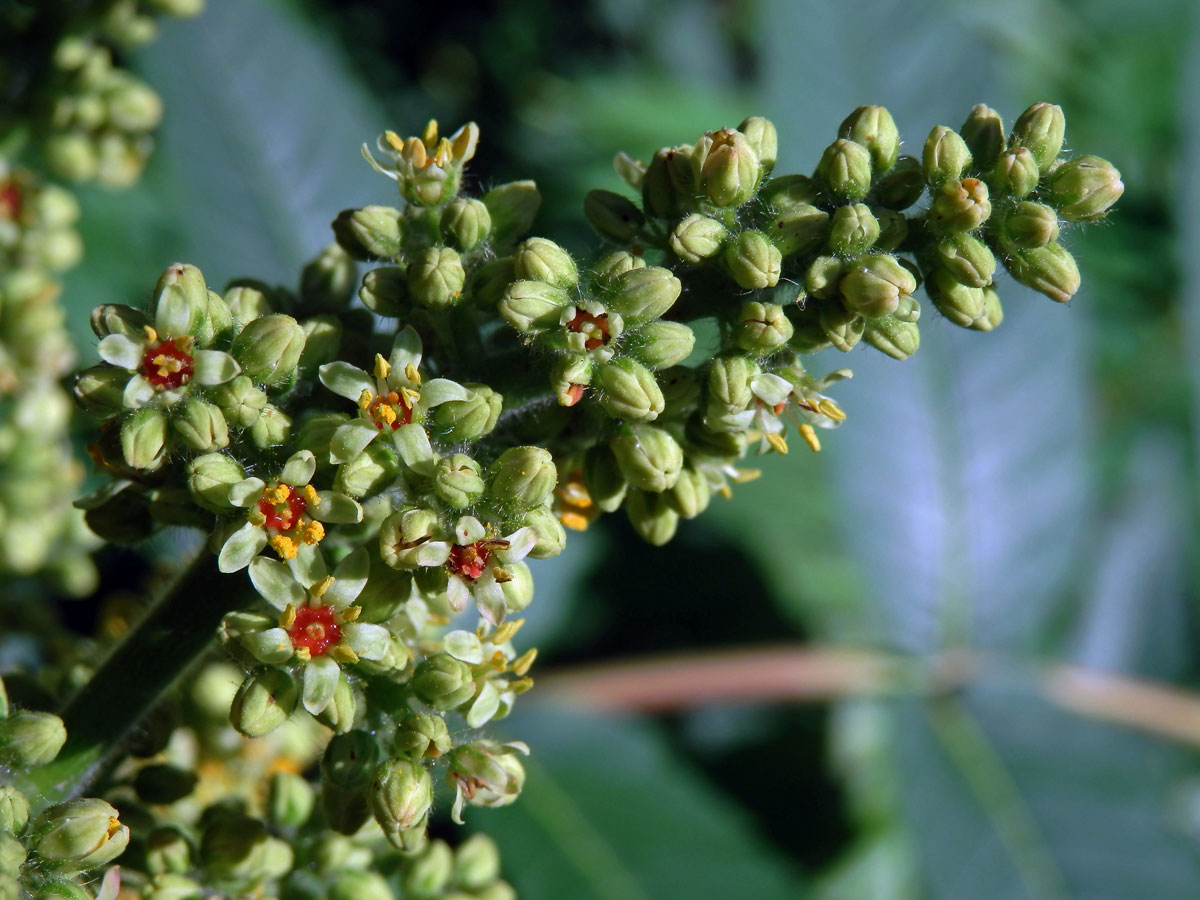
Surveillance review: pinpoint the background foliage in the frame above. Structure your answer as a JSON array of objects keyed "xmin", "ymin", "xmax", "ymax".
[{"xmin": 38, "ymin": 0, "xmax": 1200, "ymax": 895}]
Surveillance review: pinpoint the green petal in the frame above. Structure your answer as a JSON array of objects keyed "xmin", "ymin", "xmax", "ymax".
[
  {"xmin": 219, "ymin": 522, "xmax": 269, "ymax": 573},
  {"xmin": 98, "ymin": 334, "xmax": 144, "ymax": 370},
  {"xmin": 318, "ymin": 361, "xmax": 373, "ymax": 402},
  {"xmin": 121, "ymin": 374, "xmax": 155, "ymax": 409},
  {"xmin": 239, "ymin": 627, "xmax": 295, "ymax": 665},
  {"xmin": 229, "ymin": 477, "xmax": 266, "ymax": 507},
  {"xmin": 280, "ymin": 450, "xmax": 317, "ymax": 486},
  {"xmin": 342, "ymin": 623, "xmax": 389, "ymax": 660},
  {"xmin": 249, "ymin": 557, "xmax": 306, "ymax": 610},
  {"xmin": 394, "ymin": 423, "xmax": 435, "ymax": 475},
  {"xmin": 154, "ymin": 283, "xmax": 196, "ymax": 337},
  {"xmin": 326, "ymin": 548, "xmax": 369, "ymax": 609},
  {"xmin": 310, "ymin": 491, "xmax": 363, "ymax": 524},
  {"xmin": 193, "ymin": 350, "xmax": 241, "ymax": 385},
  {"xmin": 288, "ymin": 542, "xmax": 328, "ymax": 588},
  {"xmin": 330, "ymin": 420, "xmax": 378, "ymax": 465},
  {"xmin": 302, "ymin": 656, "xmax": 340, "ymax": 715},
  {"xmin": 443, "ymin": 629, "xmax": 484, "ymax": 664},
  {"xmin": 388, "ymin": 325, "xmax": 423, "ymax": 372},
  {"xmin": 465, "ymin": 681, "xmax": 501, "ymax": 728},
  {"xmin": 417, "ymin": 377, "xmax": 470, "ymax": 407}
]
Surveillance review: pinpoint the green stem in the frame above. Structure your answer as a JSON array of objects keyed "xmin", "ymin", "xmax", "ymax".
[{"xmin": 26, "ymin": 549, "xmax": 255, "ymax": 807}]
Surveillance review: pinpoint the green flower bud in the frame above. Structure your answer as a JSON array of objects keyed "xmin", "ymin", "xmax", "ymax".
[
  {"xmin": 171, "ymin": 398, "xmax": 228, "ymax": 452},
  {"xmin": 873, "ymin": 155, "xmax": 924, "ymax": 209},
  {"xmin": 629, "ymin": 321, "xmax": 696, "ymax": 370},
  {"xmin": 804, "ymin": 255, "xmax": 843, "ymax": 300},
  {"xmin": 200, "ymin": 812, "xmax": 292, "ymax": 882},
  {"xmin": 625, "ymin": 488, "xmax": 679, "ymax": 546},
  {"xmin": 267, "ymin": 772, "xmax": 315, "ymax": 829},
  {"xmin": 335, "ymin": 441, "xmax": 399, "ymax": 500},
  {"xmin": 647, "ymin": 144, "xmax": 696, "ymax": 217},
  {"xmin": 224, "ymin": 282, "xmax": 274, "ymax": 323},
  {"xmin": 817, "ymin": 139, "xmax": 872, "ymax": 201},
  {"xmin": 34, "ymin": 798, "xmax": 129, "ymax": 871},
  {"xmin": 596, "ymin": 357, "xmax": 665, "ymax": 421},
  {"xmin": 513, "ymin": 237, "xmax": 578, "ymax": 288},
  {"xmin": 735, "ymin": 301, "xmax": 793, "ymax": 354},
  {"xmin": 738, "ymin": 116, "xmax": 778, "ymax": 174},
  {"xmin": 332, "ymin": 205, "xmax": 402, "ymax": 260},
  {"xmin": 315, "ymin": 674, "xmax": 360, "ymax": 733},
  {"xmin": 610, "ymin": 424, "xmax": 683, "ymax": 492},
  {"xmin": 1001, "ymin": 200, "xmax": 1060, "ymax": 249},
  {"xmin": 584, "ymin": 190, "xmax": 644, "ymax": 243},
  {"xmin": 201, "ymin": 289, "xmax": 235, "ymax": 346},
  {"xmin": 232, "ymin": 314, "xmax": 306, "ymax": 386},
  {"xmin": 519, "ymin": 506, "xmax": 567, "ymax": 559},
  {"xmin": 144, "ymin": 826, "xmax": 192, "ymax": 876},
  {"xmin": 839, "ymin": 254, "xmax": 916, "ymax": 318},
  {"xmin": 684, "ymin": 416, "xmax": 748, "ymax": 461},
  {"xmin": 591, "ymin": 250, "xmax": 647, "ymax": 287},
  {"xmin": 927, "ymin": 267, "xmax": 993, "ymax": 330},
  {"xmin": 724, "ymin": 230, "xmax": 781, "ymax": 289},
  {"xmin": 407, "ymin": 839, "xmax": 454, "ymax": 896},
  {"xmin": 82, "ymin": 481, "xmax": 154, "ymax": 543},
  {"xmin": 498, "ymin": 280, "xmax": 571, "ymax": 334},
  {"xmin": 431, "ymin": 383, "xmax": 503, "ymax": 442},
  {"xmin": 229, "ymin": 668, "xmax": 298, "ymax": 738},
  {"xmin": 153, "ymin": 263, "xmax": 209, "ymax": 327},
  {"xmin": 0, "ymin": 711, "xmax": 66, "ymax": 767},
  {"xmin": 960, "ymin": 104, "xmax": 1005, "ymax": 169},
  {"xmin": 760, "ymin": 173, "xmax": 820, "ymax": 209},
  {"xmin": 931, "ymin": 177, "xmax": 991, "ymax": 232},
  {"xmin": 73, "ymin": 365, "xmax": 128, "ymax": 417},
  {"xmin": 0, "ymin": 834, "xmax": 24, "ymax": 878},
  {"xmin": 0, "ymin": 786, "xmax": 30, "ymax": 835},
  {"xmin": 605, "ymin": 266, "xmax": 681, "ymax": 322},
  {"xmin": 331, "ymin": 871, "xmax": 395, "ymax": 900},
  {"xmin": 301, "ymin": 244, "xmax": 357, "ymax": 310},
  {"xmin": 550, "ymin": 354, "xmax": 594, "ymax": 407},
  {"xmin": 707, "ymin": 354, "xmax": 759, "ymax": 412},
  {"xmin": 1010, "ymin": 102, "xmax": 1065, "ymax": 169},
  {"xmin": 298, "ymin": 316, "xmax": 343, "ymax": 379},
  {"xmin": 90, "ymin": 303, "xmax": 147, "ymax": 339},
  {"xmin": 434, "ymin": 453, "xmax": 485, "ymax": 508},
  {"xmin": 582, "ymin": 444, "xmax": 628, "ymax": 513},
  {"xmin": 489, "ymin": 446, "xmax": 557, "ymax": 507},
  {"xmin": 819, "ymin": 304, "xmax": 866, "ymax": 353},
  {"xmin": 699, "ymin": 128, "xmax": 760, "ymax": 207},
  {"xmin": 482, "ymin": 180, "xmax": 541, "ymax": 248},
  {"xmin": 1046, "ymin": 155, "xmax": 1123, "ymax": 221},
  {"xmin": 865, "ymin": 310, "xmax": 922, "ymax": 359},
  {"xmin": 496, "ymin": 560, "xmax": 535, "ymax": 615},
  {"xmin": 470, "ymin": 256, "xmax": 515, "ymax": 309},
  {"xmin": 1004, "ymin": 242, "xmax": 1080, "ymax": 303},
  {"xmin": 441, "ymin": 197, "xmax": 492, "ymax": 250},
  {"xmin": 665, "ymin": 467, "xmax": 711, "ymax": 519},
  {"xmin": 839, "ymin": 105, "xmax": 899, "ymax": 171},
  {"xmin": 412, "ymin": 654, "xmax": 476, "ymax": 711},
  {"xmin": 767, "ymin": 203, "xmax": 828, "ymax": 257},
  {"xmin": 120, "ymin": 407, "xmax": 166, "ymax": 470},
  {"xmin": 787, "ymin": 311, "xmax": 832, "ymax": 353},
  {"xmin": 379, "ymin": 508, "xmax": 442, "ymax": 570},
  {"xmin": 992, "ymin": 147, "xmax": 1040, "ymax": 198},
  {"xmin": 133, "ymin": 764, "xmax": 197, "ymax": 805},
  {"xmin": 669, "ymin": 214, "xmax": 727, "ymax": 264},
  {"xmin": 934, "ymin": 233, "xmax": 996, "ymax": 288},
  {"xmin": 359, "ymin": 265, "xmax": 408, "ymax": 317},
  {"xmin": 321, "ymin": 731, "xmax": 379, "ymax": 836},
  {"xmin": 828, "ymin": 203, "xmax": 880, "ymax": 257},
  {"xmin": 409, "ymin": 246, "xmax": 466, "ymax": 309},
  {"xmin": 394, "ymin": 710, "xmax": 452, "ymax": 760},
  {"xmin": 922, "ymin": 125, "xmax": 971, "ymax": 186},
  {"xmin": 248, "ymin": 405, "xmax": 291, "ymax": 449},
  {"xmin": 874, "ymin": 208, "xmax": 909, "ymax": 251},
  {"xmin": 371, "ymin": 758, "xmax": 433, "ymax": 836}
]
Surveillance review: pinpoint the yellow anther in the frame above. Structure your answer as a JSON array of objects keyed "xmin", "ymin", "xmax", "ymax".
[
  {"xmin": 270, "ymin": 535, "xmax": 299, "ymax": 559},
  {"xmin": 405, "ymin": 137, "xmax": 427, "ymax": 169},
  {"xmin": 510, "ymin": 677, "xmax": 534, "ymax": 694},
  {"xmin": 330, "ymin": 644, "xmax": 359, "ymax": 665},
  {"xmin": 384, "ymin": 130, "xmax": 404, "ymax": 151},
  {"xmin": 279, "ymin": 603, "xmax": 297, "ymax": 628},
  {"xmin": 818, "ymin": 399, "xmax": 846, "ymax": 421},
  {"xmin": 491, "ymin": 566, "xmax": 513, "ymax": 584},
  {"xmin": 510, "ymin": 647, "xmax": 537, "ymax": 677},
  {"xmin": 143, "ymin": 325, "xmax": 158, "ymax": 343},
  {"xmin": 559, "ymin": 481, "xmax": 591, "ymax": 507},
  {"xmin": 718, "ymin": 484, "xmax": 733, "ymax": 500},
  {"xmin": 338, "ymin": 605, "xmax": 361, "ymax": 624},
  {"xmin": 492, "ymin": 619, "xmax": 524, "ymax": 645},
  {"xmin": 248, "ymin": 508, "xmax": 267, "ymax": 527},
  {"xmin": 401, "ymin": 387, "xmax": 421, "ymax": 407},
  {"xmin": 434, "ymin": 136, "xmax": 453, "ymax": 167},
  {"xmin": 561, "ymin": 511, "xmax": 591, "ymax": 531},
  {"xmin": 358, "ymin": 388, "xmax": 374, "ymax": 410},
  {"xmin": 765, "ymin": 432, "xmax": 789, "ymax": 455},
  {"xmin": 374, "ymin": 353, "xmax": 391, "ymax": 380},
  {"xmin": 107, "ymin": 817, "xmax": 122, "ymax": 838},
  {"xmin": 300, "ymin": 520, "xmax": 325, "ymax": 545},
  {"xmin": 302, "ymin": 484, "xmax": 320, "ymax": 506},
  {"xmin": 733, "ymin": 468, "xmax": 762, "ymax": 483},
  {"xmin": 264, "ymin": 483, "xmax": 291, "ymax": 504},
  {"xmin": 421, "ymin": 119, "xmax": 439, "ymax": 147},
  {"xmin": 310, "ymin": 575, "xmax": 335, "ymax": 599},
  {"xmin": 375, "ymin": 403, "xmax": 397, "ymax": 427},
  {"xmin": 403, "ymin": 362, "xmax": 421, "ymax": 385},
  {"xmin": 799, "ymin": 423, "xmax": 821, "ymax": 452},
  {"xmin": 294, "ymin": 646, "xmax": 312, "ymax": 662}
]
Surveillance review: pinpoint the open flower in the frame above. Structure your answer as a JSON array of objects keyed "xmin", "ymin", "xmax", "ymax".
[
  {"xmin": 362, "ymin": 120, "xmax": 479, "ymax": 206},
  {"xmin": 722, "ymin": 366, "xmax": 851, "ymax": 455},
  {"xmin": 443, "ymin": 516, "xmax": 537, "ymax": 625},
  {"xmin": 319, "ymin": 326, "xmax": 469, "ymax": 476},
  {"xmin": 238, "ymin": 547, "xmax": 390, "ymax": 715},
  {"xmin": 218, "ymin": 450, "xmax": 363, "ymax": 572}
]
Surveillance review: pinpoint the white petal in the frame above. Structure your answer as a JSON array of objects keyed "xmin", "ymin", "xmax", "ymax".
[
  {"xmin": 121, "ymin": 374, "xmax": 155, "ymax": 409},
  {"xmin": 228, "ymin": 477, "xmax": 266, "ymax": 508},
  {"xmin": 288, "ymin": 542, "xmax": 328, "ymax": 587},
  {"xmin": 98, "ymin": 334, "xmax": 144, "ymax": 370},
  {"xmin": 444, "ymin": 629, "xmax": 484, "ymax": 664},
  {"xmin": 326, "ymin": 548, "xmax": 369, "ymax": 609},
  {"xmin": 342, "ymin": 623, "xmax": 390, "ymax": 660},
  {"xmin": 280, "ymin": 450, "xmax": 317, "ymax": 486},
  {"xmin": 218, "ymin": 522, "xmax": 268, "ymax": 573},
  {"xmin": 193, "ymin": 350, "xmax": 240, "ymax": 385},
  {"xmin": 465, "ymin": 681, "xmax": 501, "ymax": 728},
  {"xmin": 310, "ymin": 491, "xmax": 363, "ymax": 524},
  {"xmin": 330, "ymin": 420, "xmax": 379, "ymax": 465},
  {"xmin": 388, "ymin": 326, "xmax": 423, "ymax": 372},
  {"xmin": 319, "ymin": 361, "xmax": 374, "ymax": 402},
  {"xmin": 249, "ymin": 557, "xmax": 306, "ymax": 610},
  {"xmin": 417, "ymin": 378, "xmax": 470, "ymax": 407},
  {"xmin": 302, "ymin": 656, "xmax": 340, "ymax": 715}
]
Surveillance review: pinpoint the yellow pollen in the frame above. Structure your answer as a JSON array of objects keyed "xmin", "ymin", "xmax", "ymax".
[
  {"xmin": 561, "ymin": 511, "xmax": 591, "ymax": 531},
  {"xmin": 733, "ymin": 468, "xmax": 762, "ymax": 483},
  {"xmin": 310, "ymin": 575, "xmax": 335, "ymax": 598},
  {"xmin": 491, "ymin": 566, "xmax": 513, "ymax": 584},
  {"xmin": 330, "ymin": 643, "xmax": 358, "ymax": 664},
  {"xmin": 434, "ymin": 137, "xmax": 454, "ymax": 167},
  {"xmin": 766, "ymin": 432, "xmax": 789, "ymax": 455},
  {"xmin": 280, "ymin": 604, "xmax": 297, "ymax": 628},
  {"xmin": 358, "ymin": 388, "xmax": 374, "ymax": 410},
  {"xmin": 404, "ymin": 362, "xmax": 421, "ymax": 385},
  {"xmin": 718, "ymin": 484, "xmax": 733, "ymax": 499},
  {"xmin": 799, "ymin": 423, "xmax": 821, "ymax": 452},
  {"xmin": 559, "ymin": 482, "xmax": 591, "ymax": 507},
  {"xmin": 422, "ymin": 119, "xmax": 439, "ymax": 147},
  {"xmin": 374, "ymin": 353, "xmax": 391, "ymax": 380},
  {"xmin": 107, "ymin": 817, "xmax": 122, "ymax": 838},
  {"xmin": 248, "ymin": 508, "xmax": 267, "ymax": 527},
  {"xmin": 510, "ymin": 677, "xmax": 534, "ymax": 694},
  {"xmin": 302, "ymin": 484, "xmax": 320, "ymax": 506},
  {"xmin": 376, "ymin": 403, "xmax": 397, "ymax": 426},
  {"xmin": 301, "ymin": 520, "xmax": 325, "ymax": 545},
  {"xmin": 511, "ymin": 647, "xmax": 537, "ymax": 676},
  {"xmin": 264, "ymin": 483, "xmax": 291, "ymax": 504},
  {"xmin": 338, "ymin": 605, "xmax": 361, "ymax": 624},
  {"xmin": 401, "ymin": 386, "xmax": 421, "ymax": 407},
  {"xmin": 294, "ymin": 646, "xmax": 312, "ymax": 661},
  {"xmin": 405, "ymin": 137, "xmax": 428, "ymax": 169},
  {"xmin": 143, "ymin": 325, "xmax": 159, "ymax": 343},
  {"xmin": 270, "ymin": 535, "xmax": 299, "ymax": 559}
]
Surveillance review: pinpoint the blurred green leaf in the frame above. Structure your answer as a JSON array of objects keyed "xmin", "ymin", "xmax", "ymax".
[{"xmin": 486, "ymin": 709, "xmax": 807, "ymax": 900}]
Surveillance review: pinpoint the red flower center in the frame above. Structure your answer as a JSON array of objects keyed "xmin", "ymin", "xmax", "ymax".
[
  {"xmin": 367, "ymin": 390, "xmax": 413, "ymax": 430},
  {"xmin": 447, "ymin": 541, "xmax": 492, "ymax": 581},
  {"xmin": 258, "ymin": 485, "xmax": 308, "ymax": 531},
  {"xmin": 141, "ymin": 338, "xmax": 194, "ymax": 390},
  {"xmin": 567, "ymin": 310, "xmax": 610, "ymax": 350},
  {"xmin": 0, "ymin": 182, "xmax": 21, "ymax": 221},
  {"xmin": 289, "ymin": 605, "xmax": 341, "ymax": 657}
]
